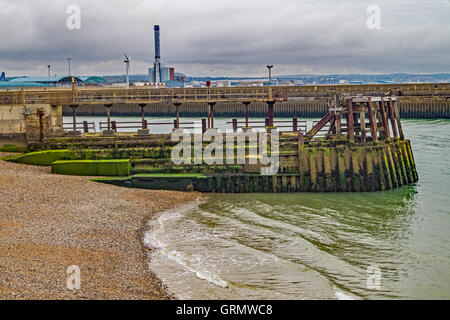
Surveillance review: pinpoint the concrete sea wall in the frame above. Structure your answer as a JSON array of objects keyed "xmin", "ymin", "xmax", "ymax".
[{"xmin": 63, "ymin": 99, "xmax": 450, "ymax": 119}]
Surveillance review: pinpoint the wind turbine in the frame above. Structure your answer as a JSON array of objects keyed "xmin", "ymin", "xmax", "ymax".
[{"xmin": 124, "ymin": 54, "xmax": 130, "ymax": 89}]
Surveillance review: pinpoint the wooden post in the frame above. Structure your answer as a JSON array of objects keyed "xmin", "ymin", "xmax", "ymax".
[
  {"xmin": 360, "ymin": 111, "xmax": 366, "ymax": 143},
  {"xmin": 243, "ymin": 101, "xmax": 250, "ymax": 128},
  {"xmin": 173, "ymin": 119, "xmax": 179, "ymax": 129},
  {"xmin": 335, "ymin": 113, "xmax": 342, "ymax": 137},
  {"xmin": 174, "ymin": 102, "xmax": 182, "ymax": 130},
  {"xmin": 232, "ymin": 118, "xmax": 238, "ymax": 132},
  {"xmin": 111, "ymin": 121, "xmax": 117, "ymax": 133},
  {"xmin": 379, "ymin": 100, "xmax": 391, "ymax": 141},
  {"xmin": 266, "ymin": 101, "xmax": 275, "ymax": 127},
  {"xmin": 388, "ymin": 98, "xmax": 399, "ymax": 139},
  {"xmin": 207, "ymin": 105, "xmax": 211, "ymax": 128},
  {"xmin": 208, "ymin": 102, "xmax": 216, "ymax": 128},
  {"xmin": 105, "ymin": 104, "xmax": 112, "ymax": 131},
  {"xmin": 143, "ymin": 120, "xmax": 148, "ymax": 130},
  {"xmin": 326, "ymin": 116, "xmax": 336, "ymax": 138},
  {"xmin": 346, "ymin": 98, "xmax": 355, "ymax": 142},
  {"xmin": 367, "ymin": 98, "xmax": 378, "ymax": 142},
  {"xmin": 393, "ymin": 99, "xmax": 405, "ymax": 140},
  {"xmin": 83, "ymin": 121, "xmax": 88, "ymax": 133},
  {"xmin": 202, "ymin": 119, "xmax": 207, "ymax": 133},
  {"xmin": 71, "ymin": 105, "xmax": 77, "ymax": 132},
  {"xmin": 139, "ymin": 103, "xmax": 147, "ymax": 129},
  {"xmin": 298, "ymin": 130, "xmax": 304, "ymax": 147},
  {"xmin": 293, "ymin": 117, "xmax": 298, "ymax": 132}
]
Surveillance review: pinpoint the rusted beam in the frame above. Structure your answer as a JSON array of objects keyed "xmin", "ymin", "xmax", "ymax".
[
  {"xmin": 393, "ymin": 99, "xmax": 404, "ymax": 140},
  {"xmin": 232, "ymin": 118, "xmax": 238, "ymax": 132},
  {"xmin": 174, "ymin": 102, "xmax": 182, "ymax": 130},
  {"xmin": 379, "ymin": 100, "xmax": 391, "ymax": 141},
  {"xmin": 139, "ymin": 103, "xmax": 147, "ymax": 130},
  {"xmin": 70, "ymin": 104, "xmax": 78, "ymax": 132},
  {"xmin": 347, "ymin": 99, "xmax": 355, "ymax": 142},
  {"xmin": 387, "ymin": 98, "xmax": 399, "ymax": 139},
  {"xmin": 243, "ymin": 101, "xmax": 251, "ymax": 128},
  {"xmin": 335, "ymin": 113, "xmax": 342, "ymax": 137},
  {"xmin": 293, "ymin": 117, "xmax": 298, "ymax": 132},
  {"xmin": 208, "ymin": 102, "xmax": 216, "ymax": 128},
  {"xmin": 266, "ymin": 101, "xmax": 275, "ymax": 127},
  {"xmin": 367, "ymin": 98, "xmax": 378, "ymax": 142},
  {"xmin": 306, "ymin": 111, "xmax": 333, "ymax": 139},
  {"xmin": 104, "ymin": 104, "xmax": 113, "ymax": 131},
  {"xmin": 326, "ymin": 116, "xmax": 336, "ymax": 138}
]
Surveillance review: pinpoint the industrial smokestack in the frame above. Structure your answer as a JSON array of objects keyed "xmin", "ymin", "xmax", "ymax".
[
  {"xmin": 153, "ymin": 25, "xmax": 162, "ymax": 85},
  {"xmin": 154, "ymin": 25, "xmax": 161, "ymax": 62}
]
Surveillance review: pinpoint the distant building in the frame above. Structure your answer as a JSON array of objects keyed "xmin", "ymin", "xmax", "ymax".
[
  {"xmin": 5, "ymin": 75, "xmax": 108, "ymax": 87},
  {"xmin": 148, "ymin": 66, "xmax": 175, "ymax": 83}
]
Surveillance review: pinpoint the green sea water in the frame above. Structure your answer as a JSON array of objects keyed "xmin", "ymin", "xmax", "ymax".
[{"xmin": 144, "ymin": 119, "xmax": 450, "ymax": 300}]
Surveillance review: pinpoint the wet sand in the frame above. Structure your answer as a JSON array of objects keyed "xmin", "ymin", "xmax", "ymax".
[{"xmin": 0, "ymin": 153, "xmax": 198, "ymax": 300}]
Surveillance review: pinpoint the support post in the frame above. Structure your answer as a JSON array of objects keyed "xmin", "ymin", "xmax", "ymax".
[
  {"xmin": 367, "ymin": 98, "xmax": 378, "ymax": 142},
  {"xmin": 103, "ymin": 104, "xmax": 114, "ymax": 135},
  {"xmin": 202, "ymin": 119, "xmax": 207, "ymax": 134},
  {"xmin": 266, "ymin": 101, "xmax": 275, "ymax": 127},
  {"xmin": 335, "ymin": 113, "xmax": 342, "ymax": 137},
  {"xmin": 71, "ymin": 105, "xmax": 77, "ymax": 132},
  {"xmin": 232, "ymin": 118, "xmax": 238, "ymax": 132},
  {"xmin": 379, "ymin": 100, "xmax": 390, "ymax": 141},
  {"xmin": 68, "ymin": 104, "xmax": 81, "ymax": 136},
  {"xmin": 387, "ymin": 98, "xmax": 399, "ymax": 139},
  {"xmin": 174, "ymin": 102, "xmax": 182, "ymax": 130},
  {"xmin": 207, "ymin": 105, "xmax": 211, "ymax": 128},
  {"xmin": 243, "ymin": 101, "xmax": 251, "ymax": 128},
  {"xmin": 393, "ymin": 99, "xmax": 404, "ymax": 140},
  {"xmin": 360, "ymin": 111, "xmax": 366, "ymax": 143},
  {"xmin": 298, "ymin": 130, "xmax": 304, "ymax": 147},
  {"xmin": 83, "ymin": 121, "xmax": 88, "ymax": 133},
  {"xmin": 346, "ymin": 99, "xmax": 355, "ymax": 142},
  {"xmin": 139, "ymin": 104, "xmax": 147, "ymax": 129},
  {"xmin": 293, "ymin": 117, "xmax": 298, "ymax": 132},
  {"xmin": 208, "ymin": 102, "xmax": 216, "ymax": 128},
  {"xmin": 138, "ymin": 103, "xmax": 150, "ymax": 135}
]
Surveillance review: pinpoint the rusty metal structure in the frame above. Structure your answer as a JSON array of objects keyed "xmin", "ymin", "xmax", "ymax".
[{"xmin": 304, "ymin": 95, "xmax": 403, "ymax": 144}]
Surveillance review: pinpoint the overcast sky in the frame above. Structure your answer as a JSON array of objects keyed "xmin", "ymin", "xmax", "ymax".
[{"xmin": 0, "ymin": 0, "xmax": 449, "ymax": 77}]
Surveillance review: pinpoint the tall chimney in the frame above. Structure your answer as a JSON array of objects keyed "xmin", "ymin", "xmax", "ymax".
[{"xmin": 154, "ymin": 25, "xmax": 160, "ymax": 63}]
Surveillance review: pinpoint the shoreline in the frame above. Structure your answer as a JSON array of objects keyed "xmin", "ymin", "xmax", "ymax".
[
  {"xmin": 142, "ymin": 197, "xmax": 206, "ymax": 300},
  {"xmin": 0, "ymin": 152, "xmax": 198, "ymax": 300}
]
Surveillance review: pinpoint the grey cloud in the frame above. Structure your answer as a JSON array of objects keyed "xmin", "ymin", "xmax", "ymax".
[{"xmin": 0, "ymin": 0, "xmax": 449, "ymax": 77}]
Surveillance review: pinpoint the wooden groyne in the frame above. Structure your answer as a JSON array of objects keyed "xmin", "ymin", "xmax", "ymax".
[{"xmin": 63, "ymin": 98, "xmax": 450, "ymax": 119}]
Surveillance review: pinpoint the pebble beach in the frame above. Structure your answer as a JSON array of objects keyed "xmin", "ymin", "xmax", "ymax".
[{"xmin": 0, "ymin": 152, "xmax": 198, "ymax": 300}]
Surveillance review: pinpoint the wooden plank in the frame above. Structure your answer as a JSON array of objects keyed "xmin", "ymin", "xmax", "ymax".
[
  {"xmin": 347, "ymin": 99, "xmax": 355, "ymax": 142},
  {"xmin": 367, "ymin": 98, "xmax": 378, "ymax": 142},
  {"xmin": 387, "ymin": 98, "xmax": 399, "ymax": 139}
]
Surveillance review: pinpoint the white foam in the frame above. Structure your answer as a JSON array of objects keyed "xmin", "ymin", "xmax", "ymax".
[
  {"xmin": 144, "ymin": 196, "xmax": 229, "ymax": 289},
  {"xmin": 334, "ymin": 287, "xmax": 356, "ymax": 300}
]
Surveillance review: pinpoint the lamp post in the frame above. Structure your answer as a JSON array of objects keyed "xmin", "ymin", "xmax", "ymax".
[
  {"xmin": 266, "ymin": 65, "xmax": 273, "ymax": 85},
  {"xmin": 67, "ymin": 58, "xmax": 72, "ymax": 76}
]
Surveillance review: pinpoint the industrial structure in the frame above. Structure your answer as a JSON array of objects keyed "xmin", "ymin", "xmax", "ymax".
[
  {"xmin": 148, "ymin": 25, "xmax": 178, "ymax": 85},
  {"xmin": 0, "ymin": 76, "xmax": 107, "ymax": 88}
]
